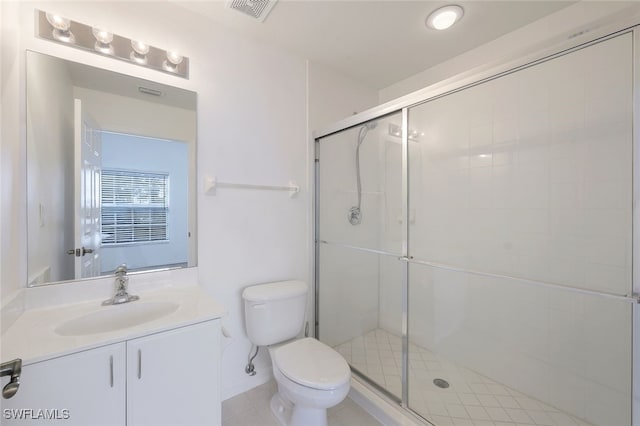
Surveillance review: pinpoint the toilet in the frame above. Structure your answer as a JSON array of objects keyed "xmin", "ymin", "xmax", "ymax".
[{"xmin": 242, "ymin": 280, "xmax": 351, "ymax": 426}]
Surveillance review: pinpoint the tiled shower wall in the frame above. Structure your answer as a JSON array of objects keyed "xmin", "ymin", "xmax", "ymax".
[{"xmin": 377, "ymin": 33, "xmax": 633, "ymax": 425}]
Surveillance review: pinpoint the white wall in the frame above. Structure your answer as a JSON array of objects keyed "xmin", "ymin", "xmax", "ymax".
[
  {"xmin": 25, "ymin": 52, "xmax": 75, "ymax": 285},
  {"xmin": 100, "ymin": 133, "xmax": 189, "ymax": 273},
  {"xmin": 308, "ymin": 61, "xmax": 378, "ymax": 132},
  {"xmin": 0, "ymin": 0, "xmax": 379, "ymax": 400}
]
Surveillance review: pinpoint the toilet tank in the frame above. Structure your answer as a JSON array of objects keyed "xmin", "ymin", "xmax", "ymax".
[{"xmin": 242, "ymin": 280, "xmax": 307, "ymax": 346}]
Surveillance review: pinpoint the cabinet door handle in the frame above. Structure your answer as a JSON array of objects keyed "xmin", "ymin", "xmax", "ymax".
[
  {"xmin": 109, "ymin": 355, "xmax": 114, "ymax": 388},
  {"xmin": 137, "ymin": 349, "xmax": 142, "ymax": 379}
]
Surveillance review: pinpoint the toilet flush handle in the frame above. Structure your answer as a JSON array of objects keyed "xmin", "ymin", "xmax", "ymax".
[{"xmin": 251, "ymin": 303, "xmax": 266, "ymax": 309}]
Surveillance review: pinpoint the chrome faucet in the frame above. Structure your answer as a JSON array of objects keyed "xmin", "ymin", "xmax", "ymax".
[{"xmin": 102, "ymin": 264, "xmax": 139, "ymax": 305}]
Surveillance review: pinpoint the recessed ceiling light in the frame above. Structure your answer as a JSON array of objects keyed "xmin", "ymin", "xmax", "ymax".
[{"xmin": 426, "ymin": 5, "xmax": 464, "ymax": 31}]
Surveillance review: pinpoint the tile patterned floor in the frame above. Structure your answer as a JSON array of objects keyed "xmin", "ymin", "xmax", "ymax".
[
  {"xmin": 222, "ymin": 380, "xmax": 382, "ymax": 426},
  {"xmin": 334, "ymin": 329, "xmax": 593, "ymax": 426}
]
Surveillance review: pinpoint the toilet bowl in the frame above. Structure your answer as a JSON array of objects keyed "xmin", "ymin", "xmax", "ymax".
[
  {"xmin": 242, "ymin": 281, "xmax": 352, "ymax": 426},
  {"xmin": 269, "ymin": 338, "xmax": 350, "ymax": 426}
]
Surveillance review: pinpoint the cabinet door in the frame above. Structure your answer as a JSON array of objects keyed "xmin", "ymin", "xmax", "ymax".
[
  {"xmin": 126, "ymin": 320, "xmax": 220, "ymax": 426},
  {"xmin": 1, "ymin": 343, "xmax": 126, "ymax": 425}
]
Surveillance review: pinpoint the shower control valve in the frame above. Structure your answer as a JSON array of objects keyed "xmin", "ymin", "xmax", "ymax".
[{"xmin": 348, "ymin": 206, "xmax": 362, "ymax": 225}]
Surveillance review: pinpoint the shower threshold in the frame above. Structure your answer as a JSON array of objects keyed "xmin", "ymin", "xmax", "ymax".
[{"xmin": 334, "ymin": 329, "xmax": 593, "ymax": 426}]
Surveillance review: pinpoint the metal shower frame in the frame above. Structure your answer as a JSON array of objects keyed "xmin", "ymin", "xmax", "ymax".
[{"xmin": 313, "ymin": 14, "xmax": 640, "ymax": 426}]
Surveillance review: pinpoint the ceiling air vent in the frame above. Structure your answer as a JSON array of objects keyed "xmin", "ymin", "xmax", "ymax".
[{"xmin": 226, "ymin": 0, "xmax": 278, "ymax": 23}]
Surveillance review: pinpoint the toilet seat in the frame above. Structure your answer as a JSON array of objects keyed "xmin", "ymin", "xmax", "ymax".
[{"xmin": 272, "ymin": 338, "xmax": 350, "ymax": 391}]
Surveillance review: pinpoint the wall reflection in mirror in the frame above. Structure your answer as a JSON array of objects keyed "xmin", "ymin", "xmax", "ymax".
[{"xmin": 26, "ymin": 51, "xmax": 197, "ymax": 286}]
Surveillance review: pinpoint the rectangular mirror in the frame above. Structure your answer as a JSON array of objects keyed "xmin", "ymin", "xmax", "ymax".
[{"xmin": 26, "ymin": 51, "xmax": 197, "ymax": 286}]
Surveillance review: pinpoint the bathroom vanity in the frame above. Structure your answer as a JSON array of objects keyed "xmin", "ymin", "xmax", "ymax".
[
  {"xmin": 0, "ymin": 31, "xmax": 220, "ymax": 425},
  {"xmin": 1, "ymin": 281, "xmax": 226, "ymax": 426}
]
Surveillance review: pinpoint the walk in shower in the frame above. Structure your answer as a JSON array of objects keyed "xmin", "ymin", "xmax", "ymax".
[{"xmin": 315, "ymin": 29, "xmax": 638, "ymax": 426}]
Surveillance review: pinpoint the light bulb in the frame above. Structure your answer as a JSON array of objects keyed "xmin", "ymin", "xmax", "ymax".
[
  {"xmin": 131, "ymin": 40, "xmax": 150, "ymax": 55},
  {"xmin": 426, "ymin": 5, "xmax": 464, "ymax": 31},
  {"xmin": 92, "ymin": 28, "xmax": 113, "ymax": 44},
  {"xmin": 163, "ymin": 51, "xmax": 184, "ymax": 72},
  {"xmin": 130, "ymin": 40, "xmax": 149, "ymax": 64},
  {"xmin": 166, "ymin": 51, "xmax": 183, "ymax": 66},
  {"xmin": 45, "ymin": 12, "xmax": 74, "ymax": 43},
  {"xmin": 92, "ymin": 28, "xmax": 114, "ymax": 54},
  {"xmin": 45, "ymin": 12, "xmax": 70, "ymax": 31}
]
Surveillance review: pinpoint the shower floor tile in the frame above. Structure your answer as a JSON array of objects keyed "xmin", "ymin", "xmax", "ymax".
[{"xmin": 334, "ymin": 329, "xmax": 593, "ymax": 426}]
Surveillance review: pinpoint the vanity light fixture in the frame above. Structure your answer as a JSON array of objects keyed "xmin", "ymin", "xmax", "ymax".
[
  {"xmin": 426, "ymin": 5, "xmax": 464, "ymax": 30},
  {"xmin": 36, "ymin": 10, "xmax": 190, "ymax": 79},
  {"xmin": 45, "ymin": 12, "xmax": 75, "ymax": 43},
  {"xmin": 92, "ymin": 28, "xmax": 114, "ymax": 54}
]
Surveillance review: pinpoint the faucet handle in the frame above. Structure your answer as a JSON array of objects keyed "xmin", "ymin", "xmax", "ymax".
[{"xmin": 115, "ymin": 264, "xmax": 127, "ymax": 276}]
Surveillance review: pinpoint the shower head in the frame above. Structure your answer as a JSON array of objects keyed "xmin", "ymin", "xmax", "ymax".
[{"xmin": 364, "ymin": 121, "xmax": 377, "ymax": 130}]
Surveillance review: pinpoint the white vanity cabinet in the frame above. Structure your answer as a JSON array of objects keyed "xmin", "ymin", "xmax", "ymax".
[
  {"xmin": 1, "ymin": 343, "xmax": 127, "ymax": 425},
  {"xmin": 1, "ymin": 320, "xmax": 220, "ymax": 426},
  {"xmin": 126, "ymin": 320, "xmax": 220, "ymax": 426}
]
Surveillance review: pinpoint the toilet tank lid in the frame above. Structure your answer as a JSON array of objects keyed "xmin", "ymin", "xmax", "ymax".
[{"xmin": 242, "ymin": 280, "xmax": 307, "ymax": 302}]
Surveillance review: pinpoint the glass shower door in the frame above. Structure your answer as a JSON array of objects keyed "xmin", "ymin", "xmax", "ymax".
[
  {"xmin": 406, "ymin": 32, "xmax": 634, "ymax": 425},
  {"xmin": 316, "ymin": 112, "xmax": 405, "ymax": 399}
]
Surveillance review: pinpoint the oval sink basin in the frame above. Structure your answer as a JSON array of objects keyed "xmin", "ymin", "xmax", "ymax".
[{"xmin": 55, "ymin": 301, "xmax": 179, "ymax": 336}]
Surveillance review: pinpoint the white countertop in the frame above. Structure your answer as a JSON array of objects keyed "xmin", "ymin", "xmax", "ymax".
[{"xmin": 1, "ymin": 285, "xmax": 226, "ymax": 365}]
